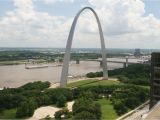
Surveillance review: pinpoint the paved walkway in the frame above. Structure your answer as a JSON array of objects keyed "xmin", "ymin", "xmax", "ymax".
[
  {"xmin": 28, "ymin": 101, "xmax": 74, "ymax": 120},
  {"xmin": 28, "ymin": 106, "xmax": 60, "ymax": 120}
]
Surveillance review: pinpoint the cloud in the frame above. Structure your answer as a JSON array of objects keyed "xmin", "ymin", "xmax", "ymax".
[
  {"xmin": 0, "ymin": 0, "xmax": 72, "ymax": 47},
  {"xmin": 0, "ymin": 0, "xmax": 160, "ymax": 48},
  {"xmin": 79, "ymin": 0, "xmax": 160, "ymax": 36},
  {"xmin": 13, "ymin": 0, "xmax": 34, "ymax": 11},
  {"xmin": 73, "ymin": 0, "xmax": 160, "ymax": 48},
  {"xmin": 41, "ymin": 0, "xmax": 74, "ymax": 4}
]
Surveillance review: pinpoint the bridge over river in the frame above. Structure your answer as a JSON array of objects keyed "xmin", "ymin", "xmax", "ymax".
[
  {"xmin": 75, "ymin": 57, "xmax": 150, "ymax": 68},
  {"xmin": 25, "ymin": 57, "xmax": 150, "ymax": 69}
]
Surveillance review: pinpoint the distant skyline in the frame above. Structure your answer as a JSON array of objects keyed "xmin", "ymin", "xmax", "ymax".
[{"xmin": 0, "ymin": 0, "xmax": 160, "ymax": 48}]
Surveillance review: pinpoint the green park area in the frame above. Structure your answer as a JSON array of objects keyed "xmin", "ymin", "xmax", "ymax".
[
  {"xmin": 96, "ymin": 99, "xmax": 118, "ymax": 120},
  {"xmin": 67, "ymin": 79, "xmax": 121, "ymax": 88},
  {"xmin": 0, "ymin": 64, "xmax": 150, "ymax": 119},
  {"xmin": 0, "ymin": 109, "xmax": 17, "ymax": 119},
  {"xmin": 67, "ymin": 79, "xmax": 120, "ymax": 119}
]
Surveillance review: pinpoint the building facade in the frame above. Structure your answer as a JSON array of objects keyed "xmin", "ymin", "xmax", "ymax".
[
  {"xmin": 150, "ymin": 52, "xmax": 160, "ymax": 108},
  {"xmin": 134, "ymin": 48, "xmax": 141, "ymax": 57}
]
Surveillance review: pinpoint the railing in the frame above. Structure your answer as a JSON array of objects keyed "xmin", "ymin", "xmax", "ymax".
[{"xmin": 116, "ymin": 100, "xmax": 149, "ymax": 120}]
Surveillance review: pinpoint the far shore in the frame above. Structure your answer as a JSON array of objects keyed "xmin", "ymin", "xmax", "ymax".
[{"xmin": 0, "ymin": 60, "xmax": 55, "ymax": 66}]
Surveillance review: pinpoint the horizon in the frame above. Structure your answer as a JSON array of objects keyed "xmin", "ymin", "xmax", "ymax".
[{"xmin": 0, "ymin": 47, "xmax": 160, "ymax": 50}]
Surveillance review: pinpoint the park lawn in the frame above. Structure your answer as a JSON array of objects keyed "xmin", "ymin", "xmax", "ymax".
[
  {"xmin": 67, "ymin": 79, "xmax": 121, "ymax": 88},
  {"xmin": 0, "ymin": 108, "xmax": 17, "ymax": 119},
  {"xmin": 96, "ymin": 99, "xmax": 118, "ymax": 120}
]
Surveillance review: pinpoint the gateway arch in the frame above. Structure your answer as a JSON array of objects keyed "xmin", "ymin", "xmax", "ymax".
[{"xmin": 60, "ymin": 7, "xmax": 108, "ymax": 87}]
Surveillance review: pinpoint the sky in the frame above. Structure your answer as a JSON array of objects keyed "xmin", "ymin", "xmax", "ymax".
[{"xmin": 0, "ymin": 0, "xmax": 160, "ymax": 49}]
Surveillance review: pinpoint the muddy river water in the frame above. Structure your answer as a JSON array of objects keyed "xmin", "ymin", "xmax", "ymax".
[{"xmin": 0, "ymin": 61, "xmax": 123, "ymax": 88}]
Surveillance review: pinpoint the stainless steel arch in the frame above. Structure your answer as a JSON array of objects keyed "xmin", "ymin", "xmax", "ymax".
[{"xmin": 60, "ymin": 7, "xmax": 108, "ymax": 87}]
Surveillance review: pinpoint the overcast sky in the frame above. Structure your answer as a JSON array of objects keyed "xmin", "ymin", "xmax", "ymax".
[{"xmin": 0, "ymin": 0, "xmax": 160, "ymax": 49}]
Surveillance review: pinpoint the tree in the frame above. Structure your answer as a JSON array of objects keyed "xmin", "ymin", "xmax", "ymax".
[
  {"xmin": 54, "ymin": 108, "xmax": 71, "ymax": 120},
  {"xmin": 16, "ymin": 98, "xmax": 37, "ymax": 118},
  {"xmin": 125, "ymin": 97, "xmax": 140, "ymax": 109},
  {"xmin": 16, "ymin": 101, "xmax": 29, "ymax": 118},
  {"xmin": 74, "ymin": 111, "xmax": 97, "ymax": 120},
  {"xmin": 94, "ymin": 103, "xmax": 101, "ymax": 119},
  {"xmin": 73, "ymin": 92, "xmax": 101, "ymax": 119},
  {"xmin": 28, "ymin": 98, "xmax": 38, "ymax": 116},
  {"xmin": 54, "ymin": 110, "xmax": 62, "ymax": 120},
  {"xmin": 86, "ymin": 64, "xmax": 150, "ymax": 86},
  {"xmin": 56, "ymin": 95, "xmax": 66, "ymax": 107},
  {"xmin": 78, "ymin": 91, "xmax": 94, "ymax": 100},
  {"xmin": 113, "ymin": 100, "xmax": 128, "ymax": 115},
  {"xmin": 37, "ymin": 95, "xmax": 51, "ymax": 106}
]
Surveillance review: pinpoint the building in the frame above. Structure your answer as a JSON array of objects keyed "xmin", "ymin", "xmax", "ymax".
[
  {"xmin": 134, "ymin": 48, "xmax": 141, "ymax": 57},
  {"xmin": 150, "ymin": 52, "xmax": 160, "ymax": 108}
]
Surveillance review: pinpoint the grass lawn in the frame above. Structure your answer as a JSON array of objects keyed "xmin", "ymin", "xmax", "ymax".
[
  {"xmin": 67, "ymin": 79, "xmax": 121, "ymax": 88},
  {"xmin": 0, "ymin": 108, "xmax": 17, "ymax": 119},
  {"xmin": 96, "ymin": 99, "xmax": 118, "ymax": 120}
]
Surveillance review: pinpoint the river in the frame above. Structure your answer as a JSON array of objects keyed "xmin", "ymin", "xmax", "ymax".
[{"xmin": 0, "ymin": 61, "xmax": 123, "ymax": 88}]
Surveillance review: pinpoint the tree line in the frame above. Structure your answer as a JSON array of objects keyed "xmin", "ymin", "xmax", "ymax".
[
  {"xmin": 0, "ymin": 51, "xmax": 128, "ymax": 62},
  {"xmin": 86, "ymin": 64, "xmax": 150, "ymax": 86}
]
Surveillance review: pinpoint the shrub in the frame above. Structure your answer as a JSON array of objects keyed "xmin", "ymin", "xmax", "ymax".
[
  {"xmin": 73, "ymin": 92, "xmax": 101, "ymax": 119},
  {"xmin": 86, "ymin": 64, "xmax": 150, "ymax": 86},
  {"xmin": 56, "ymin": 95, "xmax": 66, "ymax": 107},
  {"xmin": 54, "ymin": 108, "xmax": 72, "ymax": 120},
  {"xmin": 113, "ymin": 100, "xmax": 128, "ymax": 115},
  {"xmin": 74, "ymin": 111, "xmax": 97, "ymax": 120},
  {"xmin": 16, "ymin": 98, "xmax": 37, "ymax": 118},
  {"xmin": 20, "ymin": 81, "xmax": 50, "ymax": 90}
]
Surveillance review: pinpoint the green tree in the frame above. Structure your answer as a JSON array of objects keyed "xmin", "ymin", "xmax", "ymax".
[
  {"xmin": 73, "ymin": 92, "xmax": 101, "ymax": 119},
  {"xmin": 28, "ymin": 98, "xmax": 38, "ymax": 116},
  {"xmin": 56, "ymin": 95, "xmax": 66, "ymax": 107},
  {"xmin": 74, "ymin": 111, "xmax": 97, "ymax": 120},
  {"xmin": 125, "ymin": 97, "xmax": 140, "ymax": 109},
  {"xmin": 114, "ymin": 100, "xmax": 128, "ymax": 115},
  {"xmin": 54, "ymin": 108, "xmax": 71, "ymax": 120},
  {"xmin": 54, "ymin": 110, "xmax": 62, "ymax": 120},
  {"xmin": 37, "ymin": 95, "xmax": 51, "ymax": 106},
  {"xmin": 16, "ymin": 101, "xmax": 29, "ymax": 118},
  {"xmin": 94, "ymin": 103, "xmax": 101, "ymax": 119},
  {"xmin": 16, "ymin": 98, "xmax": 37, "ymax": 118}
]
